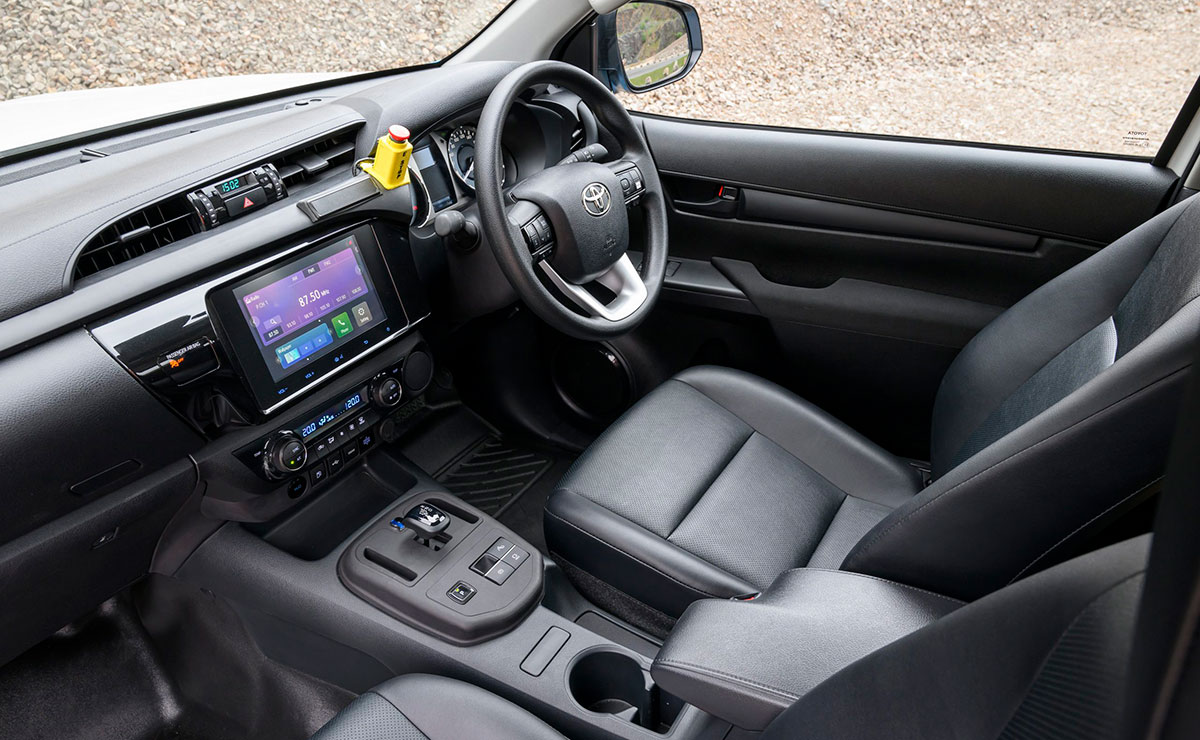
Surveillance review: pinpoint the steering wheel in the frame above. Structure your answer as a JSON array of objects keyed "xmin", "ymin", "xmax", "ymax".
[{"xmin": 475, "ymin": 61, "xmax": 668, "ymax": 340}]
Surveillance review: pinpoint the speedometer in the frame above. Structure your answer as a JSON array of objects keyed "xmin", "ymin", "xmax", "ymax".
[
  {"xmin": 447, "ymin": 125, "xmax": 479, "ymax": 191},
  {"xmin": 447, "ymin": 124, "xmax": 508, "ymax": 191}
]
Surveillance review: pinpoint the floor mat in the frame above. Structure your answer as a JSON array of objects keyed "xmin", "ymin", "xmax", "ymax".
[
  {"xmin": 0, "ymin": 581, "xmax": 351, "ymax": 740},
  {"xmin": 435, "ymin": 436, "xmax": 555, "ymax": 518}
]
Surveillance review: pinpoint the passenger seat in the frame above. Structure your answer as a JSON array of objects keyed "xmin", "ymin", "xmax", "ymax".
[{"xmin": 311, "ymin": 337, "xmax": 1200, "ymax": 739}]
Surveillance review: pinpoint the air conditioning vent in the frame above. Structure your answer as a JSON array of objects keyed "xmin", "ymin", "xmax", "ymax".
[
  {"xmin": 73, "ymin": 196, "xmax": 200, "ymax": 279},
  {"xmin": 270, "ymin": 130, "xmax": 358, "ymax": 190},
  {"xmin": 72, "ymin": 127, "xmax": 361, "ymax": 280}
]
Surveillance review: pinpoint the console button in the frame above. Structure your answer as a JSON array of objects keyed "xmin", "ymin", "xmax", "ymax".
[
  {"xmin": 309, "ymin": 462, "xmax": 328, "ymax": 486},
  {"xmin": 447, "ymin": 582, "xmax": 476, "ymax": 604},
  {"xmin": 471, "ymin": 554, "xmax": 499, "ymax": 576},
  {"xmin": 504, "ymin": 545, "xmax": 530, "ymax": 569},
  {"xmin": 488, "ymin": 538, "xmax": 515, "ymax": 559},
  {"xmin": 342, "ymin": 442, "xmax": 360, "ymax": 461},
  {"xmin": 486, "ymin": 562, "xmax": 515, "ymax": 585},
  {"xmin": 358, "ymin": 431, "xmax": 375, "ymax": 452},
  {"xmin": 286, "ymin": 476, "xmax": 307, "ymax": 498},
  {"xmin": 224, "ymin": 185, "xmax": 267, "ymax": 215},
  {"xmin": 327, "ymin": 451, "xmax": 344, "ymax": 476}
]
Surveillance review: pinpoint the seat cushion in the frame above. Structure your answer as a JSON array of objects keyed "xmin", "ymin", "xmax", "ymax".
[
  {"xmin": 544, "ymin": 366, "xmax": 923, "ymax": 621},
  {"xmin": 311, "ymin": 674, "xmax": 564, "ymax": 740}
]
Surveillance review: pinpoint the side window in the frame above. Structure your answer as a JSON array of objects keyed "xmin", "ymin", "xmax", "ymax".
[{"xmin": 621, "ymin": 1, "xmax": 1200, "ymax": 156}]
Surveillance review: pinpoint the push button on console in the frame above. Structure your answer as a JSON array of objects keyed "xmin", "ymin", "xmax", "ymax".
[
  {"xmin": 489, "ymin": 538, "xmax": 515, "ymax": 559},
  {"xmin": 503, "ymin": 545, "xmax": 530, "ymax": 568},
  {"xmin": 486, "ymin": 562, "xmax": 515, "ymax": 585},
  {"xmin": 447, "ymin": 581, "xmax": 476, "ymax": 604}
]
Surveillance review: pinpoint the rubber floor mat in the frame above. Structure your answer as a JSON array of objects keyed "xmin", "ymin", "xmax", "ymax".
[{"xmin": 435, "ymin": 437, "xmax": 554, "ymax": 517}]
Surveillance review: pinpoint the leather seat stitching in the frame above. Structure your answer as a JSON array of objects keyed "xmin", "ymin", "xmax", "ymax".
[
  {"xmin": 795, "ymin": 568, "xmax": 966, "ymax": 606},
  {"xmin": 850, "ymin": 366, "xmax": 1188, "ymax": 565},
  {"xmin": 1006, "ymin": 478, "xmax": 1160, "ymax": 585},
  {"xmin": 655, "ymin": 658, "xmax": 802, "ymax": 701},
  {"xmin": 674, "ymin": 372, "xmax": 918, "ymax": 499},
  {"xmin": 544, "ymin": 504, "xmax": 731, "ymax": 598},
  {"xmin": 665, "ymin": 430, "xmax": 757, "ymax": 541}
]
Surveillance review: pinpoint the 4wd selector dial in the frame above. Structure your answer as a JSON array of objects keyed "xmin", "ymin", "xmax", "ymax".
[
  {"xmin": 371, "ymin": 376, "xmax": 403, "ymax": 408},
  {"xmin": 263, "ymin": 431, "xmax": 307, "ymax": 480}
]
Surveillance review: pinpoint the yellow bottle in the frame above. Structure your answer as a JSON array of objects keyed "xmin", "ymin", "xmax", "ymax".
[{"xmin": 361, "ymin": 125, "xmax": 412, "ymax": 190}]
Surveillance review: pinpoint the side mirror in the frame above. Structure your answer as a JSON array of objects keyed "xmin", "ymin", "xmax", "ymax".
[{"xmin": 597, "ymin": 1, "xmax": 703, "ymax": 94}]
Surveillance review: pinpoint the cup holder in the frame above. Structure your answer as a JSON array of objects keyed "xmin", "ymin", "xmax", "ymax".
[{"xmin": 567, "ymin": 649, "xmax": 684, "ymax": 734}]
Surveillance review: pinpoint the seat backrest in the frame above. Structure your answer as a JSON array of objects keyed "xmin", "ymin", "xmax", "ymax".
[
  {"xmin": 842, "ymin": 196, "xmax": 1200, "ymax": 600},
  {"xmin": 762, "ymin": 330, "xmax": 1200, "ymax": 740}
]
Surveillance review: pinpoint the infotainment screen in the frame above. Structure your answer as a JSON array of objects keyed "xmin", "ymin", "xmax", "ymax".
[
  {"xmin": 208, "ymin": 224, "xmax": 411, "ymax": 413},
  {"xmin": 235, "ymin": 236, "xmax": 384, "ymax": 382}
]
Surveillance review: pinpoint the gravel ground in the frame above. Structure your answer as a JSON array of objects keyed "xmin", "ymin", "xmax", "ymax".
[
  {"xmin": 4, "ymin": 1, "xmax": 1200, "ymax": 155},
  {"xmin": 624, "ymin": 0, "xmax": 1200, "ymax": 154}
]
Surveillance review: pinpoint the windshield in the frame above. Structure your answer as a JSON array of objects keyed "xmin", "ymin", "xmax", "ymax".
[{"xmin": 1, "ymin": 0, "xmax": 510, "ymax": 151}]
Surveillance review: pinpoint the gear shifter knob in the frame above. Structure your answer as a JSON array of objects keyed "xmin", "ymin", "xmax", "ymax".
[{"xmin": 402, "ymin": 502, "xmax": 450, "ymax": 539}]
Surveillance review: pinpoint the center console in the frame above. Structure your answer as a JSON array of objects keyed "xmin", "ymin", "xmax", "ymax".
[{"xmin": 337, "ymin": 491, "xmax": 544, "ymax": 645}]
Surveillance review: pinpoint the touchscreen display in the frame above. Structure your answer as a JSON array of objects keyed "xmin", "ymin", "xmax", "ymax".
[{"xmin": 233, "ymin": 234, "xmax": 388, "ymax": 383}]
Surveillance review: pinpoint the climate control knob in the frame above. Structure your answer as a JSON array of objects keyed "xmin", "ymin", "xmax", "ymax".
[
  {"xmin": 371, "ymin": 376, "xmax": 403, "ymax": 408},
  {"xmin": 263, "ymin": 431, "xmax": 307, "ymax": 480}
]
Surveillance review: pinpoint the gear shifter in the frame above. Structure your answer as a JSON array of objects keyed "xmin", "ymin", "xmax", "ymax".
[{"xmin": 402, "ymin": 502, "xmax": 450, "ymax": 546}]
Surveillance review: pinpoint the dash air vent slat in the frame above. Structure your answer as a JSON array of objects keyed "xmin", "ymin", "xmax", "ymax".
[{"xmin": 72, "ymin": 126, "xmax": 362, "ymax": 281}]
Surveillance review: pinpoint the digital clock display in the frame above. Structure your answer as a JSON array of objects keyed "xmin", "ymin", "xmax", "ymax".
[
  {"xmin": 219, "ymin": 176, "xmax": 246, "ymax": 194},
  {"xmin": 299, "ymin": 390, "xmax": 365, "ymax": 439}
]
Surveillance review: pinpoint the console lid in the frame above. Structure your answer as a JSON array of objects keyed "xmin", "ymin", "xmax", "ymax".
[{"xmin": 650, "ymin": 568, "xmax": 963, "ymax": 730}]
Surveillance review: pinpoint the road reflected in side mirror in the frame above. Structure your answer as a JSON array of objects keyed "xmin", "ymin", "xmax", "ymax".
[{"xmin": 616, "ymin": 2, "xmax": 692, "ymax": 91}]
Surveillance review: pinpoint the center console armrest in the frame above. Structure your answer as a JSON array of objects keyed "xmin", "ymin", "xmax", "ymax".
[{"xmin": 650, "ymin": 568, "xmax": 963, "ymax": 731}]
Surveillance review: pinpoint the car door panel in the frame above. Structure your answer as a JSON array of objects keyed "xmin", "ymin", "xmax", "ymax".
[{"xmin": 627, "ymin": 115, "xmax": 1179, "ymax": 458}]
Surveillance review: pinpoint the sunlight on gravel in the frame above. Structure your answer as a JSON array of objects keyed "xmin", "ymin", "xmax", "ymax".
[
  {"xmin": 623, "ymin": 0, "xmax": 1200, "ymax": 154},
  {"xmin": 1, "ymin": 0, "xmax": 508, "ymax": 99},
  {"xmin": 4, "ymin": 0, "xmax": 1199, "ymax": 156}
]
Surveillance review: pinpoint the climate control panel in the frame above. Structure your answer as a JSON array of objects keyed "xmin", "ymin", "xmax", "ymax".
[{"xmin": 235, "ymin": 350, "xmax": 430, "ymax": 487}]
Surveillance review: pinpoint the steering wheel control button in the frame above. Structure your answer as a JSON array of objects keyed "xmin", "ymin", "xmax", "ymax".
[
  {"xmin": 522, "ymin": 215, "xmax": 555, "ymax": 260},
  {"xmin": 616, "ymin": 165, "xmax": 645, "ymax": 202},
  {"xmin": 447, "ymin": 582, "xmax": 476, "ymax": 604}
]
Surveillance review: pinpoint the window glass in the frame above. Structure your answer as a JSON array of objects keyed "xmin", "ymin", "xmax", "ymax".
[{"xmin": 622, "ymin": 0, "xmax": 1200, "ymax": 155}]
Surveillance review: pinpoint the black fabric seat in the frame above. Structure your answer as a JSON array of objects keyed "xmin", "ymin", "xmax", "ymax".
[{"xmin": 546, "ymin": 195, "xmax": 1200, "ymax": 625}]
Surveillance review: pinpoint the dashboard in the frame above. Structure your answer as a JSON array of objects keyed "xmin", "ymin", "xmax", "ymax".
[
  {"xmin": 408, "ymin": 104, "xmax": 555, "ymax": 228},
  {"xmin": 0, "ymin": 60, "xmax": 589, "ymax": 665}
]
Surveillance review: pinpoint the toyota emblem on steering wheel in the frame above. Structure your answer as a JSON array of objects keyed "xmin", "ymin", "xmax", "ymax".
[{"xmin": 581, "ymin": 182, "xmax": 612, "ymax": 216}]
